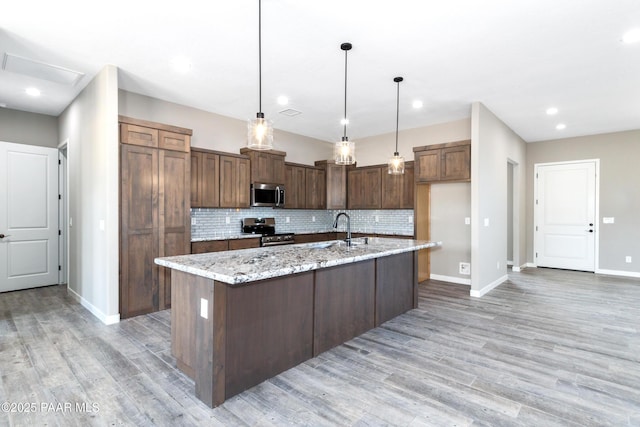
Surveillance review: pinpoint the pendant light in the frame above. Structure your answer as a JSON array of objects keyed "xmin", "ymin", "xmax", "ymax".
[
  {"xmin": 334, "ymin": 42, "xmax": 355, "ymax": 165},
  {"xmin": 388, "ymin": 76, "xmax": 405, "ymax": 175},
  {"xmin": 247, "ymin": 0, "xmax": 273, "ymax": 150}
]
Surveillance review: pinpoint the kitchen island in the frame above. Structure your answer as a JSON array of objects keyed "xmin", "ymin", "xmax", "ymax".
[{"xmin": 155, "ymin": 237, "xmax": 440, "ymax": 407}]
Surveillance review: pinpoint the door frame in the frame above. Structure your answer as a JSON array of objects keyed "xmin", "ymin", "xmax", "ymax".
[
  {"xmin": 533, "ymin": 159, "xmax": 600, "ymax": 271},
  {"xmin": 58, "ymin": 140, "xmax": 69, "ymax": 285}
]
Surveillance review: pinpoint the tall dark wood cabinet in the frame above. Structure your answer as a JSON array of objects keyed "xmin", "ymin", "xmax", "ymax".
[{"xmin": 119, "ymin": 116, "xmax": 191, "ymax": 319}]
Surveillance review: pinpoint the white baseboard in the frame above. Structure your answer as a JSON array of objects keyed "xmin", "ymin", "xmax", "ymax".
[
  {"xmin": 511, "ymin": 264, "xmax": 528, "ymax": 272},
  {"xmin": 67, "ymin": 287, "xmax": 120, "ymax": 325},
  {"xmin": 470, "ymin": 274, "xmax": 508, "ymax": 298},
  {"xmin": 526, "ymin": 263, "xmax": 537, "ymax": 268},
  {"xmin": 507, "ymin": 260, "xmax": 513, "ymax": 266},
  {"xmin": 429, "ymin": 274, "xmax": 471, "ymax": 286},
  {"xmin": 596, "ymin": 268, "xmax": 640, "ymax": 279}
]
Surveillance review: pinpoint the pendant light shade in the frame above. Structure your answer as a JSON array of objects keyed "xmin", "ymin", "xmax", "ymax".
[
  {"xmin": 388, "ymin": 76, "xmax": 405, "ymax": 175},
  {"xmin": 247, "ymin": 0, "xmax": 273, "ymax": 150},
  {"xmin": 334, "ymin": 42, "xmax": 355, "ymax": 165}
]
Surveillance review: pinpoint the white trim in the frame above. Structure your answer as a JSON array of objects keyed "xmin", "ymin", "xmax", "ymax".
[
  {"xmin": 68, "ymin": 287, "xmax": 120, "ymax": 325},
  {"xmin": 430, "ymin": 274, "xmax": 471, "ymax": 286},
  {"xmin": 511, "ymin": 263, "xmax": 528, "ymax": 272},
  {"xmin": 526, "ymin": 262, "xmax": 537, "ymax": 268},
  {"xmin": 596, "ymin": 269, "xmax": 640, "ymax": 279},
  {"xmin": 470, "ymin": 274, "xmax": 508, "ymax": 297}
]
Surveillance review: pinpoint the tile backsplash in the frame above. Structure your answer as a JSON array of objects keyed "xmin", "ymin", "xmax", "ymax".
[{"xmin": 191, "ymin": 208, "xmax": 414, "ymax": 240}]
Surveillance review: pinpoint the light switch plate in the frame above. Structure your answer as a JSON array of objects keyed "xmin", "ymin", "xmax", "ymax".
[
  {"xmin": 465, "ymin": 217, "xmax": 471, "ymax": 225},
  {"xmin": 484, "ymin": 218, "xmax": 490, "ymax": 227},
  {"xmin": 603, "ymin": 217, "xmax": 615, "ymax": 224}
]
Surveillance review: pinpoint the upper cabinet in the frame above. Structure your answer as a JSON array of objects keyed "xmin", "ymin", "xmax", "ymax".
[
  {"xmin": 191, "ymin": 149, "xmax": 220, "ymax": 208},
  {"xmin": 284, "ymin": 162, "xmax": 326, "ymax": 209},
  {"xmin": 305, "ymin": 167, "xmax": 326, "ymax": 210},
  {"xmin": 220, "ymin": 154, "xmax": 251, "ymax": 208},
  {"xmin": 381, "ymin": 162, "xmax": 414, "ymax": 209},
  {"xmin": 348, "ymin": 166, "xmax": 382, "ymax": 209},
  {"xmin": 413, "ymin": 140, "xmax": 470, "ymax": 183},
  {"xmin": 315, "ymin": 160, "xmax": 347, "ymax": 210},
  {"xmin": 119, "ymin": 117, "xmax": 190, "ymax": 153},
  {"xmin": 240, "ymin": 148, "xmax": 286, "ymax": 184}
]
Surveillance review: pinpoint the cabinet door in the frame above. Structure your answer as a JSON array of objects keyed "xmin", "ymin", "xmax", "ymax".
[
  {"xmin": 305, "ymin": 168, "xmax": 326, "ymax": 209},
  {"xmin": 228, "ymin": 238, "xmax": 260, "ymax": 250},
  {"xmin": 120, "ymin": 144, "xmax": 159, "ymax": 318},
  {"xmin": 272, "ymin": 155, "xmax": 285, "ymax": 184},
  {"xmin": 159, "ymin": 130, "xmax": 190, "ymax": 152},
  {"xmin": 416, "ymin": 150, "xmax": 441, "ymax": 182},
  {"xmin": 251, "ymin": 151, "xmax": 271, "ymax": 183},
  {"xmin": 236, "ymin": 157, "xmax": 251, "ymax": 207},
  {"xmin": 284, "ymin": 164, "xmax": 306, "ymax": 209},
  {"xmin": 381, "ymin": 168, "xmax": 402, "ymax": 209},
  {"xmin": 201, "ymin": 152, "xmax": 220, "ymax": 207},
  {"xmin": 326, "ymin": 163, "xmax": 346, "ymax": 209},
  {"xmin": 363, "ymin": 167, "xmax": 382, "ymax": 209},
  {"xmin": 120, "ymin": 124, "xmax": 158, "ymax": 148},
  {"xmin": 401, "ymin": 163, "xmax": 415, "ymax": 209},
  {"xmin": 190, "ymin": 152, "xmax": 202, "ymax": 207},
  {"xmin": 347, "ymin": 169, "xmax": 363, "ymax": 209},
  {"xmin": 441, "ymin": 145, "xmax": 470, "ymax": 181},
  {"xmin": 220, "ymin": 156, "xmax": 237, "ymax": 208},
  {"xmin": 158, "ymin": 149, "xmax": 191, "ymax": 310}
]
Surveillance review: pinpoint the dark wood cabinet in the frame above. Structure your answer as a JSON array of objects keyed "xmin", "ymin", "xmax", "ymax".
[
  {"xmin": 191, "ymin": 149, "xmax": 220, "ymax": 208},
  {"xmin": 382, "ymin": 161, "xmax": 414, "ymax": 209},
  {"xmin": 305, "ymin": 167, "xmax": 326, "ymax": 209},
  {"xmin": 119, "ymin": 116, "xmax": 191, "ymax": 319},
  {"xmin": 240, "ymin": 148, "xmax": 286, "ymax": 184},
  {"xmin": 219, "ymin": 154, "xmax": 250, "ymax": 208},
  {"xmin": 315, "ymin": 160, "xmax": 347, "ymax": 209},
  {"xmin": 414, "ymin": 140, "xmax": 470, "ymax": 183},
  {"xmin": 228, "ymin": 237, "xmax": 260, "ymax": 250},
  {"xmin": 284, "ymin": 163, "xmax": 307, "ymax": 209},
  {"xmin": 348, "ymin": 166, "xmax": 382, "ymax": 209},
  {"xmin": 191, "ymin": 240, "xmax": 228, "ymax": 254}
]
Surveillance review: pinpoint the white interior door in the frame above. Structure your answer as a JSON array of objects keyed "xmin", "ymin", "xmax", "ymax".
[
  {"xmin": 0, "ymin": 141, "xmax": 59, "ymax": 292},
  {"xmin": 534, "ymin": 161, "xmax": 597, "ymax": 271}
]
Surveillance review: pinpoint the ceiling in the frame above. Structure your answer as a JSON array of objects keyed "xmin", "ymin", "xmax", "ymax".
[{"xmin": 1, "ymin": 0, "xmax": 639, "ymax": 143}]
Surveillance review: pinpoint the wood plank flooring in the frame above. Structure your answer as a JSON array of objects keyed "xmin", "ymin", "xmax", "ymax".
[{"xmin": 1, "ymin": 268, "xmax": 639, "ymax": 426}]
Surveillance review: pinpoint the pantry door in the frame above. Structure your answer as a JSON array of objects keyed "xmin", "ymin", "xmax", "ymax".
[
  {"xmin": 0, "ymin": 141, "xmax": 59, "ymax": 292},
  {"xmin": 534, "ymin": 160, "xmax": 597, "ymax": 272}
]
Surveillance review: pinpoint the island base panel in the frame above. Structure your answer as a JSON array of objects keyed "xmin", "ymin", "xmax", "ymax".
[{"xmin": 375, "ymin": 252, "xmax": 416, "ymax": 325}]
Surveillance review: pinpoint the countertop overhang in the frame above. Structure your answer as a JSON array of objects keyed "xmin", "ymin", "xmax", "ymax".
[{"xmin": 155, "ymin": 238, "xmax": 441, "ymax": 285}]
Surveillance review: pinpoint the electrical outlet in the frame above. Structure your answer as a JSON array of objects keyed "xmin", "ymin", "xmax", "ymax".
[
  {"xmin": 286, "ymin": 216, "xmax": 290, "ymax": 223},
  {"xmin": 626, "ymin": 256, "xmax": 632, "ymax": 263},
  {"xmin": 497, "ymin": 261, "xmax": 500, "ymax": 270},
  {"xmin": 225, "ymin": 216, "xmax": 230, "ymax": 224},
  {"xmin": 200, "ymin": 298, "xmax": 208, "ymax": 319},
  {"xmin": 312, "ymin": 216, "xmax": 316, "ymax": 222},
  {"xmin": 191, "ymin": 218, "xmax": 196, "ymax": 225},
  {"xmin": 459, "ymin": 262, "xmax": 470, "ymax": 275},
  {"xmin": 375, "ymin": 215, "xmax": 379, "ymax": 223},
  {"xmin": 408, "ymin": 215, "xmax": 413, "ymax": 224}
]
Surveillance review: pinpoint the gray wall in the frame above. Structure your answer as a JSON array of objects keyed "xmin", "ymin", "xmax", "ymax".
[
  {"xmin": 0, "ymin": 108, "xmax": 58, "ymax": 147},
  {"xmin": 526, "ymin": 130, "xmax": 640, "ymax": 275},
  {"xmin": 471, "ymin": 102, "xmax": 527, "ymax": 296},
  {"xmin": 118, "ymin": 90, "xmax": 332, "ymax": 165}
]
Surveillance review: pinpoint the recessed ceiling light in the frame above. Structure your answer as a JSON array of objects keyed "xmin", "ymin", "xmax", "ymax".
[
  {"xmin": 556, "ymin": 123, "xmax": 566, "ymax": 130},
  {"xmin": 546, "ymin": 107, "xmax": 558, "ymax": 115},
  {"xmin": 171, "ymin": 56, "xmax": 192, "ymax": 73},
  {"xmin": 622, "ymin": 28, "xmax": 640, "ymax": 44},
  {"xmin": 25, "ymin": 87, "xmax": 41, "ymax": 97},
  {"xmin": 412, "ymin": 100, "xmax": 423, "ymax": 109},
  {"xmin": 340, "ymin": 118, "xmax": 349, "ymax": 125},
  {"xmin": 277, "ymin": 96, "xmax": 288, "ymax": 105}
]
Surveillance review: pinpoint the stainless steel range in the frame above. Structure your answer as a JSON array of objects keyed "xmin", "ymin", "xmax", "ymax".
[{"xmin": 241, "ymin": 217, "xmax": 295, "ymax": 247}]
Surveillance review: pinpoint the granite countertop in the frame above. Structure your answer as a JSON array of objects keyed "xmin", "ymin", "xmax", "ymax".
[{"xmin": 156, "ymin": 237, "xmax": 441, "ymax": 285}]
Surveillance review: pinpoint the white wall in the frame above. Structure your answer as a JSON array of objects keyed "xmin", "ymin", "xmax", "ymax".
[
  {"xmin": 118, "ymin": 90, "xmax": 333, "ymax": 165},
  {"xmin": 471, "ymin": 102, "xmax": 526, "ymax": 296},
  {"xmin": 58, "ymin": 65, "xmax": 120, "ymax": 324}
]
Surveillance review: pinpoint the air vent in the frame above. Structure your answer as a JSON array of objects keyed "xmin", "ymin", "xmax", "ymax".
[
  {"xmin": 2, "ymin": 53, "xmax": 85, "ymax": 86},
  {"xmin": 279, "ymin": 108, "xmax": 302, "ymax": 117}
]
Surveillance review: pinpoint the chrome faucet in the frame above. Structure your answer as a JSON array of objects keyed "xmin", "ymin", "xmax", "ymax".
[{"xmin": 333, "ymin": 212, "xmax": 352, "ymax": 247}]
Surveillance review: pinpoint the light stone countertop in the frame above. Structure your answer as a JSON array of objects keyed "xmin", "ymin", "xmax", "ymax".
[
  {"xmin": 156, "ymin": 237, "xmax": 441, "ymax": 285},
  {"xmin": 191, "ymin": 230, "xmax": 414, "ymax": 242}
]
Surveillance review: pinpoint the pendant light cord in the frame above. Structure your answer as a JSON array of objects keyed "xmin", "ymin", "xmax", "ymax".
[
  {"xmin": 258, "ymin": 0, "xmax": 262, "ymax": 115},
  {"xmin": 395, "ymin": 79, "xmax": 400, "ymax": 154},
  {"xmin": 343, "ymin": 47, "xmax": 348, "ymax": 140}
]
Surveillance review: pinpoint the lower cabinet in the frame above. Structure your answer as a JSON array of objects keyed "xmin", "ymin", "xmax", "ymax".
[{"xmin": 191, "ymin": 237, "xmax": 260, "ymax": 254}]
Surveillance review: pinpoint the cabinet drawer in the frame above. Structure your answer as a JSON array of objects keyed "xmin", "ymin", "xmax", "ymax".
[
  {"xmin": 191, "ymin": 240, "xmax": 228, "ymax": 254},
  {"xmin": 229, "ymin": 238, "xmax": 260, "ymax": 250},
  {"xmin": 120, "ymin": 124, "xmax": 158, "ymax": 147},
  {"xmin": 159, "ymin": 130, "xmax": 190, "ymax": 152}
]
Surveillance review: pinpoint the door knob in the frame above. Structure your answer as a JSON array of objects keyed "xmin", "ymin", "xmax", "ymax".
[
  {"xmin": 0, "ymin": 234, "xmax": 6, "ymax": 238},
  {"xmin": 587, "ymin": 230, "xmax": 593, "ymax": 233},
  {"xmin": 589, "ymin": 223, "xmax": 594, "ymax": 226}
]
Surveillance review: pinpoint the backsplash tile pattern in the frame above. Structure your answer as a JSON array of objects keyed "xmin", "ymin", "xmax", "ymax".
[{"xmin": 191, "ymin": 208, "xmax": 414, "ymax": 240}]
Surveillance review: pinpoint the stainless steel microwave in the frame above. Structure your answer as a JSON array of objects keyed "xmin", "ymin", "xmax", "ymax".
[{"xmin": 250, "ymin": 183, "xmax": 285, "ymax": 207}]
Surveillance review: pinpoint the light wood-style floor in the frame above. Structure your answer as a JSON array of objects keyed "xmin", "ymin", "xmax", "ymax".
[{"xmin": 1, "ymin": 268, "xmax": 639, "ymax": 426}]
